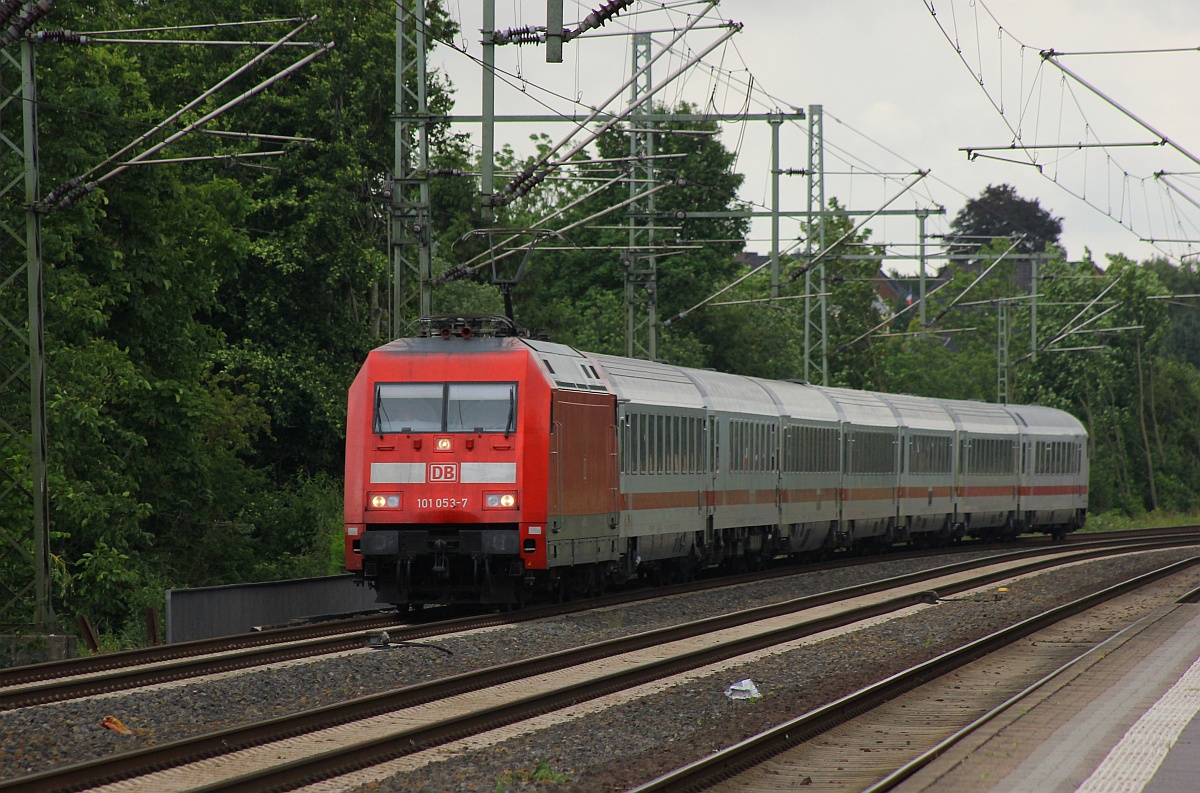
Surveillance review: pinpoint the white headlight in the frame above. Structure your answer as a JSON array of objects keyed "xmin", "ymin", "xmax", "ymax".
[
  {"xmin": 369, "ymin": 493, "xmax": 401, "ymax": 509},
  {"xmin": 484, "ymin": 492, "xmax": 518, "ymax": 509}
]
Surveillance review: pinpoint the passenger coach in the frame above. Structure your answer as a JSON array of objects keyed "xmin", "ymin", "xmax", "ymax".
[{"xmin": 345, "ymin": 318, "xmax": 1088, "ymax": 606}]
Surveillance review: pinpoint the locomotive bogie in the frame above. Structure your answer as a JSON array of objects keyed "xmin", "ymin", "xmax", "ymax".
[{"xmin": 346, "ymin": 331, "xmax": 1089, "ymax": 607}]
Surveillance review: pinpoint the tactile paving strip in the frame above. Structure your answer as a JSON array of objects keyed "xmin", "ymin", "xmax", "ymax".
[{"xmin": 1075, "ymin": 650, "xmax": 1200, "ymax": 793}]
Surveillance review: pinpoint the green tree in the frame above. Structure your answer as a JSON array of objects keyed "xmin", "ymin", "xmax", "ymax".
[
  {"xmin": 946, "ymin": 183, "xmax": 1063, "ymax": 263},
  {"xmin": 1, "ymin": 1, "xmax": 462, "ymax": 636}
]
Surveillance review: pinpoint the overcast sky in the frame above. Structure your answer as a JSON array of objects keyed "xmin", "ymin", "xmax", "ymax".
[{"xmin": 430, "ymin": 1, "xmax": 1200, "ymax": 274}]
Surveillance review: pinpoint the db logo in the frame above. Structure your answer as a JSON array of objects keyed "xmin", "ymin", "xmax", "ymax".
[{"xmin": 429, "ymin": 463, "xmax": 458, "ymax": 482}]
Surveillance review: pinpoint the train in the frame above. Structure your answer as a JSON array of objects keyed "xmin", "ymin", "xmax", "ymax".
[{"xmin": 344, "ymin": 315, "xmax": 1089, "ymax": 607}]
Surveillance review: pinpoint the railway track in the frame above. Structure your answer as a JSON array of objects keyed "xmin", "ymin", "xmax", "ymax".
[
  {"xmin": 3, "ymin": 526, "xmax": 1195, "ymax": 712},
  {"xmin": 629, "ymin": 555, "xmax": 1200, "ymax": 793},
  {"xmin": 5, "ymin": 536, "xmax": 1196, "ymax": 793}
]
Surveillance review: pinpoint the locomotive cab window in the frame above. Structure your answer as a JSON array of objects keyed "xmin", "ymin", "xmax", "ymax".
[
  {"xmin": 446, "ymin": 383, "xmax": 516, "ymax": 432},
  {"xmin": 373, "ymin": 382, "xmax": 517, "ymax": 434}
]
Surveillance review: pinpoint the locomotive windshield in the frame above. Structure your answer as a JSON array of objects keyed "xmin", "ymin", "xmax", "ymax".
[{"xmin": 374, "ymin": 382, "xmax": 517, "ymax": 434}]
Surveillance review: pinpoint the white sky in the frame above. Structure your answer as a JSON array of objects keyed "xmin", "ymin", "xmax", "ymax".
[{"xmin": 430, "ymin": 1, "xmax": 1200, "ymax": 275}]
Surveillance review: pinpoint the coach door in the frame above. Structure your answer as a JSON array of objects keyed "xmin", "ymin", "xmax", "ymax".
[{"xmin": 547, "ymin": 390, "xmax": 620, "ymax": 565}]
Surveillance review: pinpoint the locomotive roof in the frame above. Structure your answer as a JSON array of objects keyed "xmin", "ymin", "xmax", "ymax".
[
  {"xmin": 376, "ymin": 336, "xmax": 518, "ymax": 354},
  {"xmin": 522, "ymin": 339, "xmax": 612, "ymax": 393}
]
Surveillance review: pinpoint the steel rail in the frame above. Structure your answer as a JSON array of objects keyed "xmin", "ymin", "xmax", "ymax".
[
  {"xmin": 628, "ymin": 556, "xmax": 1200, "ymax": 793},
  {"xmin": 4, "ymin": 527, "xmax": 1196, "ymax": 709},
  {"xmin": 8, "ymin": 539, "xmax": 1193, "ymax": 793},
  {"xmin": 857, "ymin": 577, "xmax": 1200, "ymax": 793},
  {"xmin": 0, "ymin": 538, "xmax": 1044, "ymax": 693}
]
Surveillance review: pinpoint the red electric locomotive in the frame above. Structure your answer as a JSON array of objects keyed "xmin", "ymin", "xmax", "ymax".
[{"xmin": 345, "ymin": 316, "xmax": 619, "ymax": 606}]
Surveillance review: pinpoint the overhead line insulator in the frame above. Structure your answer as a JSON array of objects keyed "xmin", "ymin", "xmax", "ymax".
[
  {"xmin": 0, "ymin": 0, "xmax": 27, "ymax": 31},
  {"xmin": 32, "ymin": 28, "xmax": 85, "ymax": 44},
  {"xmin": 492, "ymin": 25, "xmax": 543, "ymax": 46},
  {"xmin": 1, "ymin": 0, "xmax": 53, "ymax": 47},
  {"xmin": 564, "ymin": 0, "xmax": 635, "ymax": 42}
]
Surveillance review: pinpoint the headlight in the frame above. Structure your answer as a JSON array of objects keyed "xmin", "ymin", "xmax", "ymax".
[
  {"xmin": 368, "ymin": 493, "xmax": 402, "ymax": 509},
  {"xmin": 484, "ymin": 491, "xmax": 519, "ymax": 509}
]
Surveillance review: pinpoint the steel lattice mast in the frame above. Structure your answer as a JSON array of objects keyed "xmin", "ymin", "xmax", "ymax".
[
  {"xmin": 625, "ymin": 31, "xmax": 657, "ymax": 360},
  {"xmin": 0, "ymin": 15, "xmax": 53, "ymax": 629},
  {"xmin": 391, "ymin": 0, "xmax": 432, "ymax": 337}
]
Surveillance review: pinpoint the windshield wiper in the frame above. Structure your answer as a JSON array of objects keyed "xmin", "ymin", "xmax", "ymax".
[
  {"xmin": 505, "ymin": 387, "xmax": 515, "ymax": 439},
  {"xmin": 374, "ymin": 389, "xmax": 391, "ymax": 436}
]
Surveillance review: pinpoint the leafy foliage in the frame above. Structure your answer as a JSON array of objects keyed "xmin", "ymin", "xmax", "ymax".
[
  {"xmin": 946, "ymin": 183, "xmax": 1063, "ymax": 261},
  {"xmin": 7, "ymin": 1, "xmax": 1200, "ymax": 643}
]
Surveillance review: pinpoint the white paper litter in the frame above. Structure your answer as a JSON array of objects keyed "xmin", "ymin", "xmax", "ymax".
[{"xmin": 724, "ymin": 679, "xmax": 761, "ymax": 700}]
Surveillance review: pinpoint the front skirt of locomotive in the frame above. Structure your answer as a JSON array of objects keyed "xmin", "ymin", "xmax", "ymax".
[{"xmin": 359, "ymin": 524, "xmax": 527, "ymax": 605}]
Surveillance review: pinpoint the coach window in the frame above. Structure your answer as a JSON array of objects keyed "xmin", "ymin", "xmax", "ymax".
[
  {"xmin": 644, "ymin": 414, "xmax": 652, "ymax": 475},
  {"xmin": 634, "ymin": 415, "xmax": 642, "ymax": 474},
  {"xmin": 709, "ymin": 419, "xmax": 717, "ymax": 473},
  {"xmin": 750, "ymin": 423, "xmax": 758, "ymax": 471},
  {"xmin": 728, "ymin": 422, "xmax": 735, "ymax": 472},
  {"xmin": 671, "ymin": 416, "xmax": 680, "ymax": 473},
  {"xmin": 731, "ymin": 422, "xmax": 740, "ymax": 472},
  {"xmin": 649, "ymin": 414, "xmax": 657, "ymax": 474},
  {"xmin": 759, "ymin": 423, "xmax": 767, "ymax": 472},
  {"xmin": 690, "ymin": 418, "xmax": 698, "ymax": 473},
  {"xmin": 686, "ymin": 417, "xmax": 696, "ymax": 472},
  {"xmin": 624, "ymin": 417, "xmax": 633, "ymax": 472},
  {"xmin": 685, "ymin": 417, "xmax": 694, "ymax": 474},
  {"xmin": 666, "ymin": 415, "xmax": 673, "ymax": 473},
  {"xmin": 661, "ymin": 415, "xmax": 669, "ymax": 474},
  {"xmin": 647, "ymin": 415, "xmax": 655, "ymax": 474},
  {"xmin": 752, "ymin": 423, "xmax": 759, "ymax": 472},
  {"xmin": 651, "ymin": 415, "xmax": 658, "ymax": 474},
  {"xmin": 634, "ymin": 414, "xmax": 644, "ymax": 475},
  {"xmin": 625, "ymin": 417, "xmax": 632, "ymax": 474},
  {"xmin": 652, "ymin": 415, "xmax": 661, "ymax": 474},
  {"xmin": 662, "ymin": 415, "xmax": 671, "ymax": 474}
]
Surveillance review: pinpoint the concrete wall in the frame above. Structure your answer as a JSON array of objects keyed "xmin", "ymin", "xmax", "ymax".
[
  {"xmin": 165, "ymin": 574, "xmax": 384, "ymax": 643},
  {"xmin": 0, "ymin": 633, "xmax": 77, "ymax": 668}
]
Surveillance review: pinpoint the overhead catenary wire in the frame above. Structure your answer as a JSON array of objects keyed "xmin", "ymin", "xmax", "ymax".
[
  {"xmin": 924, "ymin": 0, "xmax": 1200, "ymax": 262},
  {"xmin": 931, "ymin": 236, "xmax": 1025, "ymax": 323},
  {"xmin": 429, "ymin": 0, "xmax": 957, "ymax": 275},
  {"xmin": 45, "ymin": 36, "xmax": 335, "ymax": 211},
  {"xmin": 42, "ymin": 15, "xmax": 323, "ymax": 208},
  {"xmin": 495, "ymin": 14, "xmax": 739, "ymax": 206},
  {"xmin": 662, "ymin": 171, "xmax": 930, "ymax": 327}
]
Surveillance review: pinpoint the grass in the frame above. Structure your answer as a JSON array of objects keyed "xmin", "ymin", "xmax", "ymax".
[
  {"xmin": 494, "ymin": 760, "xmax": 572, "ymax": 792},
  {"xmin": 1079, "ymin": 509, "xmax": 1200, "ymax": 533}
]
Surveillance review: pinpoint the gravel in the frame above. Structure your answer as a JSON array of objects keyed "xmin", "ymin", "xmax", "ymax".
[{"xmin": 0, "ymin": 545, "xmax": 1193, "ymax": 789}]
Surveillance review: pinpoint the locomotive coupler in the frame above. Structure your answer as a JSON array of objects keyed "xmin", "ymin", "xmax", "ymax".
[{"xmin": 432, "ymin": 539, "xmax": 449, "ymax": 577}]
